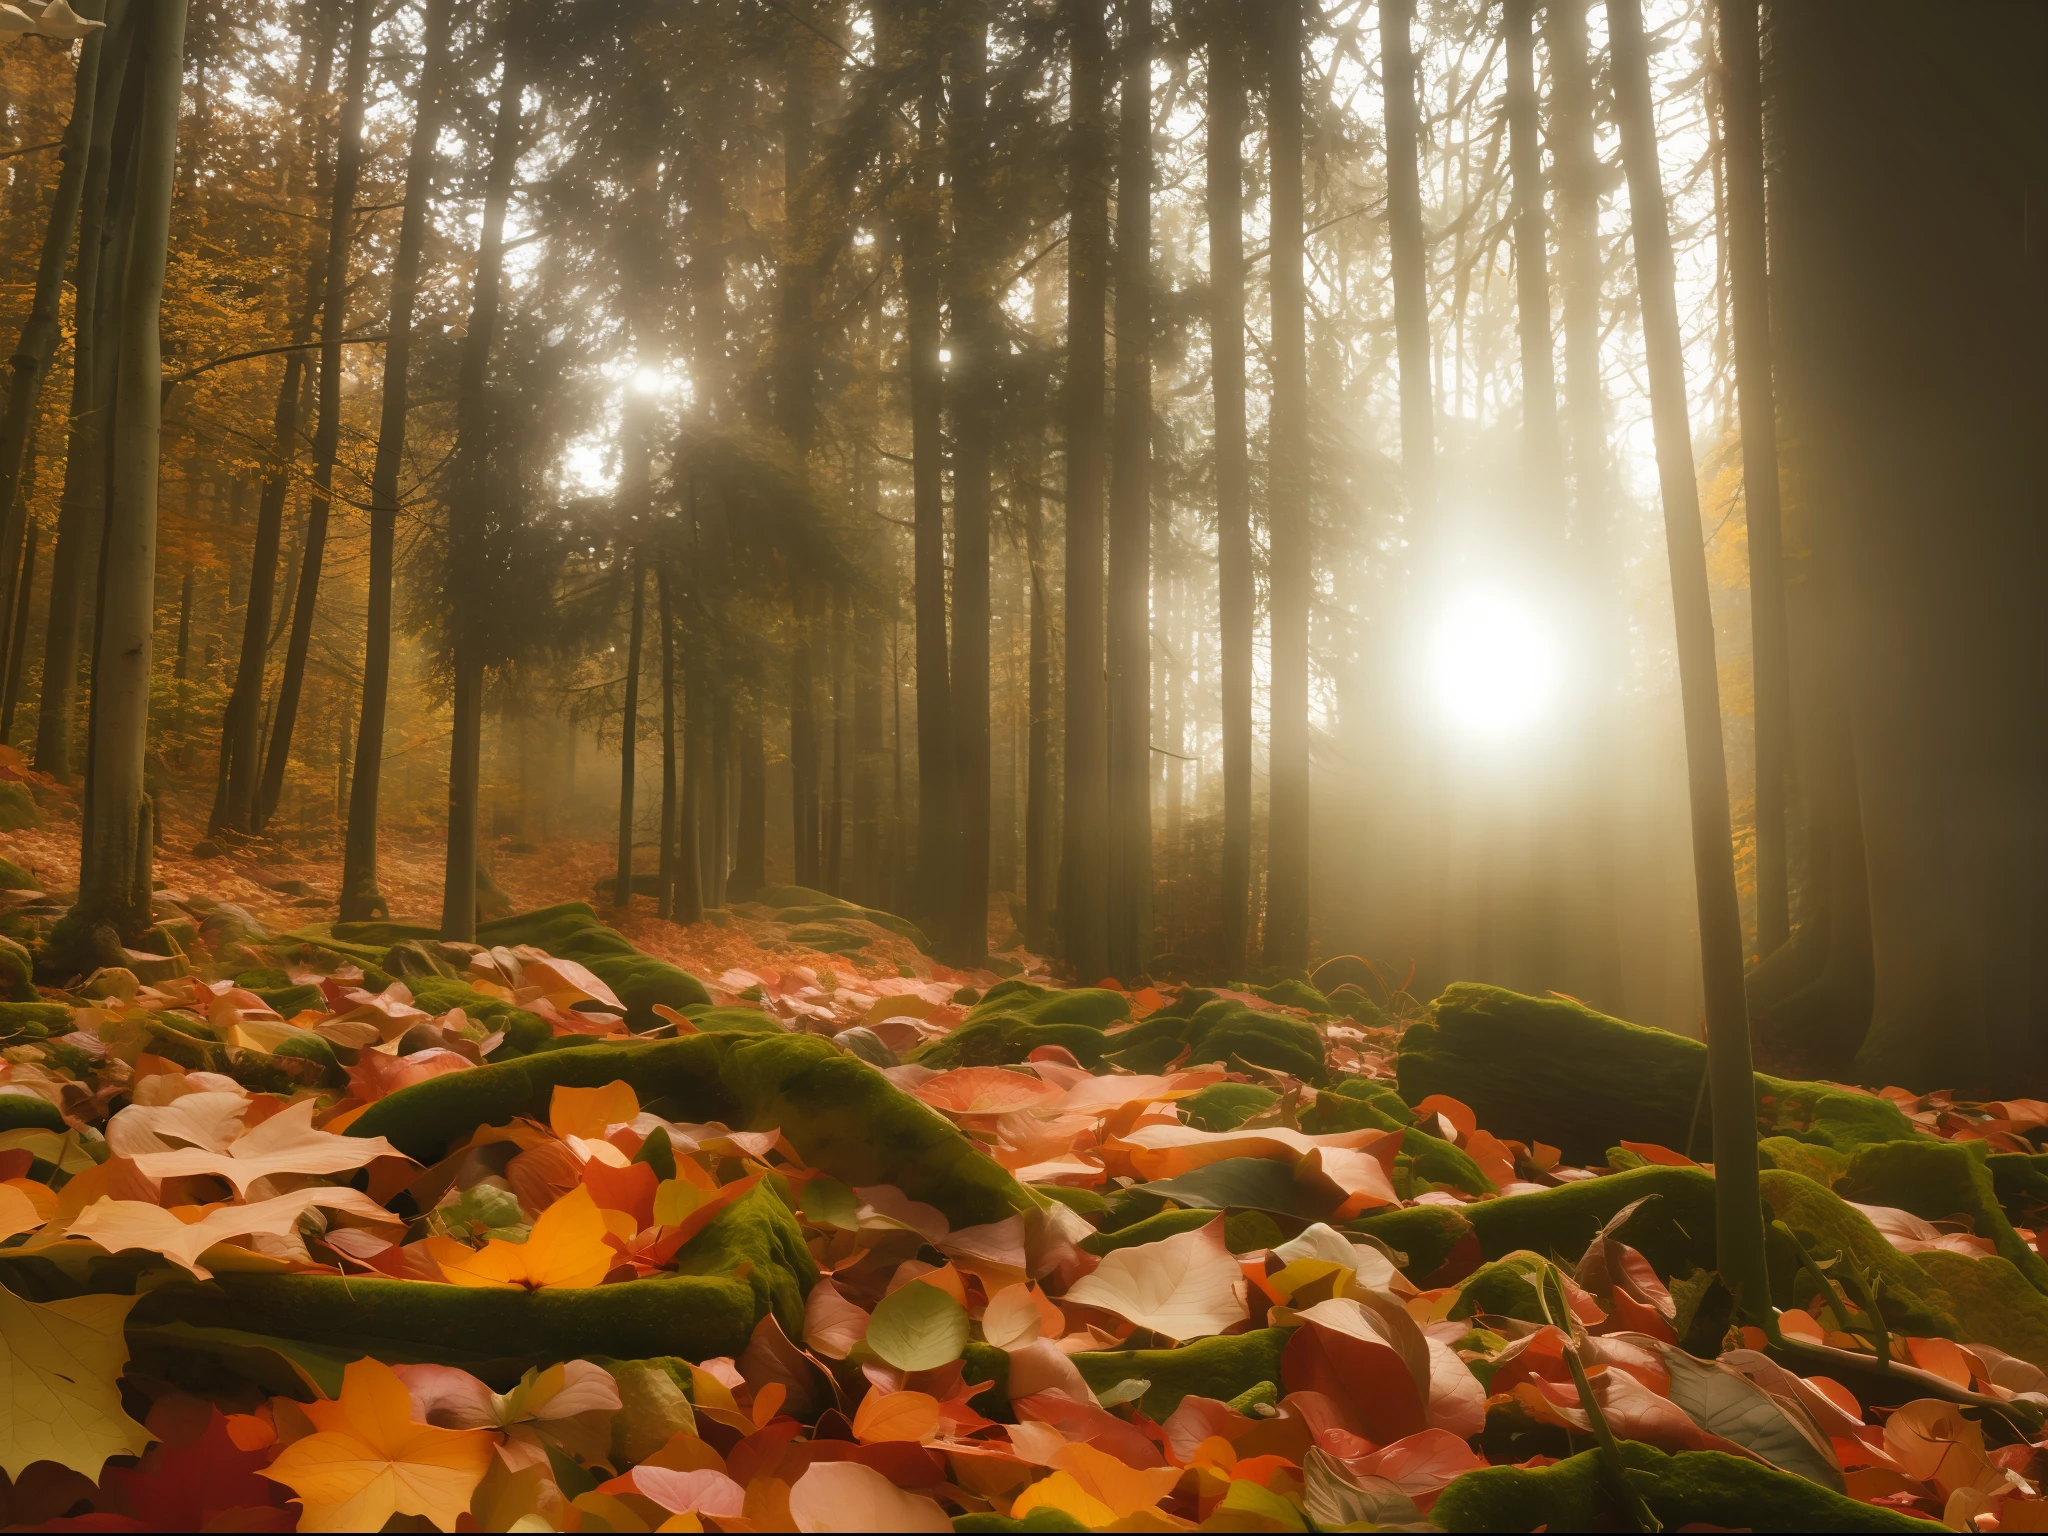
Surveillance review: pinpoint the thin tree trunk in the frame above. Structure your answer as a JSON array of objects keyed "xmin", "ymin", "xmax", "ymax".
[
  {"xmin": 852, "ymin": 597, "xmax": 884, "ymax": 909},
  {"xmin": 1, "ymin": 521, "xmax": 39, "ymax": 743},
  {"xmin": 1264, "ymin": 0, "xmax": 1311, "ymax": 971},
  {"xmin": 1545, "ymin": 0, "xmax": 1609, "ymax": 539},
  {"xmin": 1105, "ymin": 0, "xmax": 1153, "ymax": 982},
  {"xmin": 827, "ymin": 583, "xmax": 851, "ymax": 898},
  {"xmin": 614, "ymin": 553, "xmax": 645, "ymax": 908},
  {"xmin": 949, "ymin": 4, "xmax": 994, "ymax": 963},
  {"xmin": 789, "ymin": 573, "xmax": 820, "ymax": 886},
  {"xmin": 1209, "ymin": 0, "xmax": 1252, "ymax": 976},
  {"xmin": 1023, "ymin": 439, "xmax": 1054, "ymax": 954},
  {"xmin": 341, "ymin": 0, "xmax": 451, "ymax": 920},
  {"xmin": 1383, "ymin": 0, "xmax": 1435, "ymax": 513},
  {"xmin": 439, "ymin": 17, "xmax": 525, "ymax": 942},
  {"xmin": 1609, "ymin": 0, "xmax": 1765, "ymax": 1316},
  {"xmin": 35, "ymin": 10, "xmax": 134, "ymax": 785},
  {"xmin": 257, "ymin": 0, "xmax": 377, "ymax": 830},
  {"xmin": 732, "ymin": 698, "xmax": 766, "ymax": 900},
  {"xmin": 0, "ymin": 0, "xmax": 113, "ymax": 670},
  {"xmin": 1504, "ymin": 0, "xmax": 1562, "ymax": 505},
  {"xmin": 677, "ymin": 648, "xmax": 706, "ymax": 923},
  {"xmin": 1060, "ymin": 0, "xmax": 1110, "ymax": 985},
  {"xmin": 61, "ymin": 0, "xmax": 183, "ymax": 962},
  {"xmin": 1720, "ymin": 0, "xmax": 1791, "ymax": 958},
  {"xmin": 709, "ymin": 691, "xmax": 731, "ymax": 905},
  {"xmin": 658, "ymin": 560, "xmax": 678, "ymax": 919}
]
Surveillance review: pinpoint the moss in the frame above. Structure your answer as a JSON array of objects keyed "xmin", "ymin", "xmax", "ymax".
[
  {"xmin": 1344, "ymin": 1204, "xmax": 1475, "ymax": 1281},
  {"xmin": 1070, "ymin": 1329, "xmax": 1290, "ymax": 1421},
  {"xmin": 679, "ymin": 1005, "xmax": 784, "ymax": 1035},
  {"xmin": 0, "ymin": 1092, "xmax": 64, "ymax": 1132},
  {"xmin": 1399, "ymin": 984, "xmax": 1923, "ymax": 1165},
  {"xmin": 0, "ymin": 857, "xmax": 36, "ymax": 890},
  {"xmin": 1989, "ymin": 1153, "xmax": 2048, "ymax": 1223},
  {"xmin": 1432, "ymin": 1443, "xmax": 1944, "ymax": 1533},
  {"xmin": 472, "ymin": 903, "xmax": 713, "ymax": 1030},
  {"xmin": 331, "ymin": 921, "xmax": 442, "ymax": 947},
  {"xmin": 1450, "ymin": 1252, "xmax": 1551, "ymax": 1324},
  {"xmin": 1181, "ymin": 1083, "xmax": 1277, "ymax": 1131},
  {"xmin": 270, "ymin": 1034, "xmax": 344, "ymax": 1086},
  {"xmin": 1914, "ymin": 1250, "xmax": 2048, "ymax": 1374},
  {"xmin": 0, "ymin": 935, "xmax": 36, "ymax": 1002},
  {"xmin": 1103, "ymin": 1000, "xmax": 1326, "ymax": 1081},
  {"xmin": 272, "ymin": 929, "xmax": 404, "ymax": 977},
  {"xmin": 1035, "ymin": 1185, "xmax": 1108, "ymax": 1217},
  {"xmin": 953, "ymin": 1512, "xmax": 1091, "ymax": 1533},
  {"xmin": 1464, "ymin": 1165, "xmax": 1719, "ymax": 1282},
  {"xmin": 405, "ymin": 975, "xmax": 553, "ymax": 1057},
  {"xmin": 0, "ymin": 1003, "xmax": 75, "ymax": 1039},
  {"xmin": 1840, "ymin": 1139, "xmax": 2048, "ymax": 1294},
  {"xmin": 1079, "ymin": 1208, "xmax": 1216, "ymax": 1256},
  {"xmin": 346, "ymin": 1033, "xmax": 1035, "ymax": 1231},
  {"xmin": 1760, "ymin": 1169, "xmax": 1958, "ymax": 1337},
  {"xmin": 911, "ymin": 1016, "xmax": 1113, "ymax": 1070},
  {"xmin": 1244, "ymin": 978, "xmax": 1333, "ymax": 1014},
  {"xmin": 670, "ymin": 1180, "xmax": 815, "ymax": 1341},
  {"xmin": 0, "ymin": 781, "xmax": 42, "ymax": 831},
  {"xmin": 967, "ymin": 984, "xmax": 1130, "ymax": 1031},
  {"xmin": 1759, "ymin": 1135, "xmax": 1851, "ymax": 1186},
  {"xmin": 131, "ymin": 1273, "xmax": 758, "ymax": 1389},
  {"xmin": 250, "ymin": 984, "xmax": 323, "ymax": 1017}
]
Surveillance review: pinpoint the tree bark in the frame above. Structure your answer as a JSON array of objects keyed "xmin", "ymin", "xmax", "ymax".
[
  {"xmin": 614, "ymin": 553, "xmax": 646, "ymax": 909},
  {"xmin": 257, "ymin": 0, "xmax": 377, "ymax": 831},
  {"xmin": 0, "ymin": 0, "xmax": 112, "ymax": 676},
  {"xmin": 439, "ymin": 17, "xmax": 525, "ymax": 942},
  {"xmin": 732, "ymin": 698, "xmax": 766, "ymax": 899},
  {"xmin": 1105, "ymin": 0, "xmax": 1153, "ymax": 982},
  {"xmin": 827, "ymin": 582, "xmax": 851, "ymax": 897},
  {"xmin": 1, "ymin": 520, "xmax": 39, "ymax": 744},
  {"xmin": 1382, "ymin": 0, "xmax": 1435, "ymax": 513},
  {"xmin": 1060, "ymin": 0, "xmax": 1110, "ymax": 985},
  {"xmin": 341, "ymin": 0, "xmax": 451, "ymax": 920},
  {"xmin": 1718, "ymin": 0, "xmax": 1791, "ymax": 958},
  {"xmin": 853, "ymin": 597, "xmax": 885, "ymax": 910},
  {"xmin": 657, "ymin": 559, "xmax": 679, "ymax": 919},
  {"xmin": 1504, "ymin": 0, "xmax": 1562, "ymax": 507},
  {"xmin": 61, "ymin": 0, "xmax": 184, "ymax": 961},
  {"xmin": 1608, "ymin": 0, "xmax": 1765, "ymax": 1316},
  {"xmin": 1544, "ymin": 0, "xmax": 1609, "ymax": 539},
  {"xmin": 948, "ymin": 3, "xmax": 995, "ymax": 964},
  {"xmin": 35, "ymin": 9, "xmax": 134, "ymax": 785},
  {"xmin": 1023, "ymin": 435, "xmax": 1054, "ymax": 955},
  {"xmin": 1264, "ymin": 0, "xmax": 1311, "ymax": 972},
  {"xmin": 1208, "ymin": 0, "xmax": 1252, "ymax": 977}
]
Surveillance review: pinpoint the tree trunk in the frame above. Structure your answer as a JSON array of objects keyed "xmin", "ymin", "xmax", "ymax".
[
  {"xmin": 439, "ymin": 17, "xmax": 525, "ymax": 942},
  {"xmin": 1023, "ymin": 435, "xmax": 1054, "ymax": 955},
  {"xmin": 341, "ymin": 0, "xmax": 451, "ymax": 920},
  {"xmin": 789, "ymin": 573, "xmax": 820, "ymax": 886},
  {"xmin": 1382, "ymin": 0, "xmax": 1435, "ymax": 513},
  {"xmin": 1060, "ymin": 0, "xmax": 1110, "ymax": 985},
  {"xmin": 1608, "ymin": 0, "xmax": 1765, "ymax": 1316},
  {"xmin": 853, "ymin": 598, "xmax": 885, "ymax": 910},
  {"xmin": 60, "ymin": 0, "xmax": 184, "ymax": 964},
  {"xmin": 949, "ymin": 5, "xmax": 995, "ymax": 964},
  {"xmin": 1208, "ymin": 0, "xmax": 1252, "ymax": 977},
  {"xmin": 1718, "ymin": 0, "xmax": 1791, "ymax": 959},
  {"xmin": 614, "ymin": 553, "xmax": 646, "ymax": 909},
  {"xmin": 35, "ymin": 10, "xmax": 134, "ymax": 786},
  {"xmin": 257, "ymin": 0, "xmax": 377, "ymax": 831},
  {"xmin": 677, "ymin": 645, "xmax": 706, "ymax": 923},
  {"xmin": 1264, "ymin": 0, "xmax": 1311, "ymax": 972},
  {"xmin": 1544, "ymin": 0, "xmax": 1609, "ymax": 539},
  {"xmin": 827, "ymin": 583, "xmax": 851, "ymax": 897},
  {"xmin": 709, "ymin": 691, "xmax": 731, "ymax": 906},
  {"xmin": 0, "ymin": 0, "xmax": 113, "ymax": 671},
  {"xmin": 1, "ymin": 520, "xmax": 39, "ymax": 743},
  {"xmin": 906, "ymin": 54, "xmax": 954, "ymax": 937},
  {"xmin": 1504, "ymin": 0, "xmax": 1562, "ymax": 507},
  {"xmin": 732, "ymin": 699, "xmax": 766, "ymax": 899},
  {"xmin": 1105, "ymin": 0, "xmax": 1153, "ymax": 982},
  {"xmin": 657, "ymin": 560, "xmax": 679, "ymax": 919}
]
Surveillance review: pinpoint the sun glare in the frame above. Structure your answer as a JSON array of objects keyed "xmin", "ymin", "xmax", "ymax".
[{"xmin": 1428, "ymin": 587, "xmax": 1562, "ymax": 740}]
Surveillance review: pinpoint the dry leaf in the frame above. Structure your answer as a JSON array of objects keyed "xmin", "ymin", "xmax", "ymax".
[{"xmin": 1061, "ymin": 1215, "xmax": 1247, "ymax": 1341}]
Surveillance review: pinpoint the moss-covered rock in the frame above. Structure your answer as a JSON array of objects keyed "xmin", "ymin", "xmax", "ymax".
[
  {"xmin": 1069, "ymin": 1329, "xmax": 1290, "ymax": 1421},
  {"xmin": 1079, "ymin": 1208, "xmax": 1217, "ymax": 1257},
  {"xmin": 1914, "ymin": 1250, "xmax": 2048, "ymax": 1374},
  {"xmin": 668, "ymin": 1179, "xmax": 815, "ymax": 1341},
  {"xmin": 911, "ymin": 1015, "xmax": 1114, "ymax": 1070},
  {"xmin": 1465, "ymin": 1165, "xmax": 1719, "ymax": 1282},
  {"xmin": 1450, "ymin": 1252, "xmax": 1553, "ymax": 1324},
  {"xmin": 1345, "ymin": 1204, "xmax": 1475, "ymax": 1282},
  {"xmin": 1181, "ymin": 1083, "xmax": 1277, "ymax": 1132},
  {"xmin": 679, "ymin": 1005, "xmax": 784, "ymax": 1035},
  {"xmin": 402, "ymin": 974, "xmax": 554, "ymax": 1059},
  {"xmin": 1761, "ymin": 1168, "xmax": 1959, "ymax": 1338},
  {"xmin": 1399, "ymin": 984, "xmax": 1923, "ymax": 1165},
  {"xmin": 1759, "ymin": 1135, "xmax": 1852, "ymax": 1186},
  {"xmin": 470, "ymin": 904, "xmax": 711, "ymax": 1031},
  {"xmin": 1102, "ymin": 999, "xmax": 1325, "ymax": 1081},
  {"xmin": 1839, "ymin": 1138, "xmax": 2048, "ymax": 1294},
  {"xmin": 0, "ymin": 1002, "xmax": 75, "ymax": 1039},
  {"xmin": 1432, "ymin": 1443, "xmax": 1943, "ymax": 1532},
  {"xmin": 0, "ymin": 781, "xmax": 41, "ymax": 831},
  {"xmin": 1989, "ymin": 1153, "xmax": 2048, "ymax": 1224},
  {"xmin": 346, "ymin": 1032, "xmax": 1035, "ymax": 1230},
  {"xmin": 969, "ymin": 982, "xmax": 1131, "ymax": 1031},
  {"xmin": 0, "ymin": 935, "xmax": 35, "ymax": 1002},
  {"xmin": 0, "ymin": 1092, "xmax": 64, "ymax": 1132},
  {"xmin": 0, "ymin": 857, "xmax": 36, "ymax": 891}
]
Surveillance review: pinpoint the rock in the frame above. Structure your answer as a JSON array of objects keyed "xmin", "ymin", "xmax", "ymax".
[
  {"xmin": 0, "ymin": 782, "xmax": 40, "ymax": 831},
  {"xmin": 197, "ymin": 902, "xmax": 269, "ymax": 951},
  {"xmin": 834, "ymin": 1026, "xmax": 899, "ymax": 1068},
  {"xmin": 0, "ymin": 858, "xmax": 35, "ymax": 891},
  {"xmin": 0, "ymin": 935, "xmax": 35, "ymax": 1002},
  {"xmin": 190, "ymin": 841, "xmax": 225, "ymax": 859}
]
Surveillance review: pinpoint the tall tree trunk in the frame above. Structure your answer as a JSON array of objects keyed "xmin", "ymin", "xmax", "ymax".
[
  {"xmin": 257, "ymin": 0, "xmax": 377, "ymax": 831},
  {"xmin": 614, "ymin": 553, "xmax": 646, "ymax": 908},
  {"xmin": 1382, "ymin": 0, "xmax": 1434, "ymax": 513},
  {"xmin": 1264, "ymin": 0, "xmax": 1311, "ymax": 971},
  {"xmin": 1023, "ymin": 438, "xmax": 1054, "ymax": 954},
  {"xmin": 905, "ymin": 56, "xmax": 954, "ymax": 936},
  {"xmin": 2, "ymin": 520, "xmax": 39, "ymax": 743},
  {"xmin": 789, "ymin": 574, "xmax": 820, "ymax": 886},
  {"xmin": 1719, "ymin": 0, "xmax": 1791, "ymax": 958},
  {"xmin": 60, "ymin": 0, "xmax": 184, "ymax": 964},
  {"xmin": 439, "ymin": 17, "xmax": 525, "ymax": 942},
  {"xmin": 709, "ymin": 691, "xmax": 731, "ymax": 905},
  {"xmin": 827, "ymin": 583, "xmax": 851, "ymax": 896},
  {"xmin": 732, "ymin": 698, "xmax": 766, "ymax": 899},
  {"xmin": 1209, "ymin": 0, "xmax": 1252, "ymax": 977},
  {"xmin": 1504, "ymin": 0, "xmax": 1562, "ymax": 505},
  {"xmin": 1544, "ymin": 0, "xmax": 1608, "ymax": 538},
  {"xmin": 1609, "ymin": 0, "xmax": 1765, "ymax": 1316},
  {"xmin": 341, "ymin": 0, "xmax": 451, "ymax": 920},
  {"xmin": 657, "ymin": 560, "xmax": 679, "ymax": 919},
  {"xmin": 35, "ymin": 10, "xmax": 134, "ymax": 785},
  {"xmin": 0, "ymin": 0, "xmax": 113, "ymax": 670},
  {"xmin": 852, "ymin": 597, "xmax": 885, "ymax": 909},
  {"xmin": 1105, "ymin": 0, "xmax": 1153, "ymax": 981},
  {"xmin": 949, "ymin": 4, "xmax": 994, "ymax": 964},
  {"xmin": 677, "ymin": 646, "xmax": 706, "ymax": 923},
  {"xmin": 1060, "ymin": 0, "xmax": 1110, "ymax": 984}
]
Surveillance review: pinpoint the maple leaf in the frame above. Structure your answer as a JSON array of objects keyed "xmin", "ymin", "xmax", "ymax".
[
  {"xmin": 108, "ymin": 1409, "xmax": 289, "ymax": 1527},
  {"xmin": 65, "ymin": 1186, "xmax": 402, "ymax": 1279},
  {"xmin": 126, "ymin": 1098, "xmax": 408, "ymax": 1194},
  {"xmin": 0, "ymin": 1286, "xmax": 152, "ymax": 1479},
  {"xmin": 261, "ymin": 1357, "xmax": 496, "ymax": 1533},
  {"xmin": 427, "ymin": 1184, "xmax": 614, "ymax": 1288}
]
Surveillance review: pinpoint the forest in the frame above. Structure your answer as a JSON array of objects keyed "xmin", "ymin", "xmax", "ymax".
[{"xmin": 0, "ymin": 0, "xmax": 2040, "ymax": 1530}]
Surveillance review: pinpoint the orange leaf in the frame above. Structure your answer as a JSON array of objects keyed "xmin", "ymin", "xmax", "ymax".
[
  {"xmin": 550, "ymin": 1081, "xmax": 640, "ymax": 1142},
  {"xmin": 432, "ymin": 1186, "xmax": 613, "ymax": 1289},
  {"xmin": 852, "ymin": 1390, "xmax": 940, "ymax": 1444},
  {"xmin": 1412, "ymin": 1094, "xmax": 1477, "ymax": 1140},
  {"xmin": 259, "ymin": 1358, "xmax": 495, "ymax": 1533}
]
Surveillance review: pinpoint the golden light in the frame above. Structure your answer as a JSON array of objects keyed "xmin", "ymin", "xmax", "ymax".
[{"xmin": 1426, "ymin": 586, "xmax": 1564, "ymax": 741}]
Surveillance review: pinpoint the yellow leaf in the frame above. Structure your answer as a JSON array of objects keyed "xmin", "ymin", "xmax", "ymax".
[
  {"xmin": 1012, "ymin": 1471, "xmax": 1119, "ymax": 1527},
  {"xmin": 0, "ymin": 1180, "xmax": 46, "ymax": 1240},
  {"xmin": 260, "ymin": 1357, "xmax": 496, "ymax": 1533},
  {"xmin": 0, "ymin": 1287, "xmax": 151, "ymax": 1479},
  {"xmin": 551, "ymin": 1081, "xmax": 640, "ymax": 1141},
  {"xmin": 1050, "ymin": 1441, "xmax": 1181, "ymax": 1518},
  {"xmin": 652, "ymin": 1175, "xmax": 709, "ymax": 1227},
  {"xmin": 432, "ymin": 1186, "xmax": 613, "ymax": 1290}
]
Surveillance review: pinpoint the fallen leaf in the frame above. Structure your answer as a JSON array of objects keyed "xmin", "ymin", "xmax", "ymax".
[
  {"xmin": 428, "ymin": 1185, "xmax": 614, "ymax": 1289},
  {"xmin": 0, "ymin": 1287, "xmax": 151, "ymax": 1478},
  {"xmin": 865, "ymin": 1278, "xmax": 969, "ymax": 1371},
  {"xmin": 788, "ymin": 1459, "xmax": 952, "ymax": 1532},
  {"xmin": 127, "ymin": 1098, "xmax": 409, "ymax": 1195},
  {"xmin": 1062, "ymin": 1215, "xmax": 1248, "ymax": 1341},
  {"xmin": 68, "ymin": 1187, "xmax": 401, "ymax": 1280},
  {"xmin": 803, "ymin": 1275, "xmax": 872, "ymax": 1359},
  {"xmin": 259, "ymin": 1357, "xmax": 497, "ymax": 1532},
  {"xmin": 550, "ymin": 1081, "xmax": 640, "ymax": 1141},
  {"xmin": 852, "ymin": 1388, "xmax": 939, "ymax": 1443}
]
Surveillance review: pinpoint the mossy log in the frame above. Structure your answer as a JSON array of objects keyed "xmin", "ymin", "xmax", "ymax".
[
  {"xmin": 1433, "ymin": 1443, "xmax": 1944, "ymax": 1532},
  {"xmin": 1398, "ymin": 983, "xmax": 1921, "ymax": 1165},
  {"xmin": 472, "ymin": 903, "xmax": 711, "ymax": 1031},
  {"xmin": 1838, "ymin": 1138, "xmax": 2048, "ymax": 1294},
  {"xmin": 346, "ymin": 1031, "xmax": 1035, "ymax": 1230},
  {"xmin": 1101, "ymin": 999, "xmax": 1326, "ymax": 1081},
  {"xmin": 962, "ymin": 1329, "xmax": 1289, "ymax": 1424}
]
